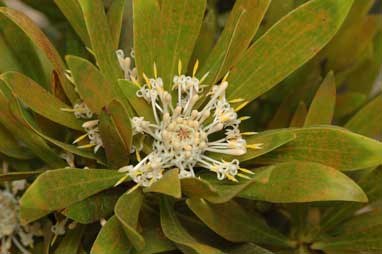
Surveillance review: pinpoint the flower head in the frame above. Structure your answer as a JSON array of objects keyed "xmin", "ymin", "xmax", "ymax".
[
  {"xmin": 120, "ymin": 63, "xmax": 261, "ymax": 187},
  {"xmin": 61, "ymin": 102, "xmax": 103, "ymax": 153},
  {"xmin": 1, "ymin": 163, "xmax": 41, "ymax": 254}
]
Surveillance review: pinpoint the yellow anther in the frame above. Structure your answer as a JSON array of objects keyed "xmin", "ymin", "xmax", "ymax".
[
  {"xmin": 239, "ymin": 116, "xmax": 251, "ymax": 121},
  {"xmin": 73, "ymin": 133, "xmax": 88, "ymax": 144},
  {"xmin": 60, "ymin": 108, "xmax": 76, "ymax": 112},
  {"xmin": 136, "ymin": 149, "xmax": 141, "ymax": 162},
  {"xmin": 241, "ymin": 132, "xmax": 257, "ymax": 136},
  {"xmin": 237, "ymin": 173, "xmax": 252, "ymax": 180},
  {"xmin": 114, "ymin": 175, "xmax": 129, "ymax": 187},
  {"xmin": 78, "ymin": 143, "xmax": 96, "ymax": 149},
  {"xmin": 200, "ymin": 72, "xmax": 209, "ymax": 83},
  {"xmin": 178, "ymin": 59, "xmax": 182, "ymax": 76},
  {"xmin": 142, "ymin": 73, "xmax": 152, "ymax": 88},
  {"xmin": 229, "ymin": 98, "xmax": 246, "ymax": 104},
  {"xmin": 235, "ymin": 101, "xmax": 249, "ymax": 112},
  {"xmin": 239, "ymin": 167, "xmax": 255, "ymax": 174},
  {"xmin": 222, "ymin": 72, "xmax": 230, "ymax": 83},
  {"xmin": 153, "ymin": 62, "xmax": 158, "ymax": 78},
  {"xmin": 226, "ymin": 174, "xmax": 239, "ymax": 182},
  {"xmin": 126, "ymin": 183, "xmax": 141, "ymax": 195},
  {"xmin": 193, "ymin": 59, "xmax": 199, "ymax": 77},
  {"xmin": 51, "ymin": 234, "xmax": 58, "ymax": 246},
  {"xmin": 246, "ymin": 143, "xmax": 263, "ymax": 150}
]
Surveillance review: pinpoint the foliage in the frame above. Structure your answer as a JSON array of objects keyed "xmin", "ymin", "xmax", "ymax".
[{"xmin": 0, "ymin": 0, "xmax": 381, "ymax": 253}]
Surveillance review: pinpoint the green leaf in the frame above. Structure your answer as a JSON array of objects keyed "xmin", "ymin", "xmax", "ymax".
[
  {"xmin": 199, "ymin": 0, "xmax": 270, "ymax": 84},
  {"xmin": 337, "ymin": 211, "xmax": 382, "ymax": 235},
  {"xmin": 91, "ymin": 216, "xmax": 132, "ymax": 254},
  {"xmin": 229, "ymin": 243, "xmax": 275, "ymax": 254},
  {"xmin": 107, "ymin": 0, "xmax": 126, "ymax": 49},
  {"xmin": 290, "ymin": 101, "xmax": 307, "ymax": 127},
  {"xmin": 254, "ymin": 126, "xmax": 382, "ymax": 171},
  {"xmin": 241, "ymin": 129, "xmax": 296, "ymax": 162},
  {"xmin": 1, "ymin": 72, "xmax": 82, "ymax": 130},
  {"xmin": 132, "ymin": 0, "xmax": 160, "ymax": 78},
  {"xmin": 190, "ymin": 5, "xmax": 217, "ymax": 67},
  {"xmin": 10, "ymin": 97, "xmax": 99, "ymax": 162},
  {"xmin": 334, "ymin": 92, "xmax": 367, "ymax": 119},
  {"xmin": 0, "ymin": 171, "xmax": 43, "ymax": 182},
  {"xmin": 78, "ymin": 0, "xmax": 122, "ymax": 81},
  {"xmin": 320, "ymin": 167, "xmax": 382, "ymax": 232},
  {"xmin": 106, "ymin": 100, "xmax": 133, "ymax": 157},
  {"xmin": 0, "ymin": 123, "xmax": 33, "ymax": 159},
  {"xmin": 0, "ymin": 15, "xmax": 49, "ymax": 88},
  {"xmin": 209, "ymin": 129, "xmax": 296, "ymax": 162},
  {"xmin": 0, "ymin": 83, "xmax": 65, "ymax": 167},
  {"xmin": 304, "ymin": 71, "xmax": 336, "ymax": 126},
  {"xmin": 322, "ymin": 15, "xmax": 377, "ymax": 73},
  {"xmin": 182, "ymin": 167, "xmax": 272, "ymax": 204},
  {"xmin": 160, "ymin": 197, "xmax": 224, "ymax": 254},
  {"xmin": 157, "ymin": 0, "xmax": 206, "ymax": 88},
  {"xmin": 118, "ymin": 79, "xmax": 155, "ymax": 121},
  {"xmin": 54, "ymin": 0, "xmax": 90, "ymax": 46},
  {"xmin": 0, "ymin": 7, "xmax": 78, "ymax": 103},
  {"xmin": 239, "ymin": 161, "xmax": 368, "ymax": 202},
  {"xmin": 55, "ymin": 224, "xmax": 85, "ymax": 254},
  {"xmin": 63, "ymin": 188, "xmax": 121, "ymax": 224},
  {"xmin": 131, "ymin": 226, "xmax": 176, "ymax": 254},
  {"xmin": 187, "ymin": 199, "xmax": 292, "ymax": 248},
  {"xmin": 144, "ymin": 169, "xmax": 181, "ymax": 198},
  {"xmin": 226, "ymin": 0, "xmax": 354, "ymax": 102},
  {"xmin": 66, "ymin": 56, "xmax": 116, "ymax": 114},
  {"xmin": 345, "ymin": 95, "xmax": 382, "ymax": 138},
  {"xmin": 115, "ymin": 189, "xmax": 145, "ymax": 251},
  {"xmin": 312, "ymin": 225, "xmax": 382, "ymax": 253},
  {"xmin": 20, "ymin": 168, "xmax": 124, "ymax": 224},
  {"xmin": 99, "ymin": 106, "xmax": 131, "ymax": 168}
]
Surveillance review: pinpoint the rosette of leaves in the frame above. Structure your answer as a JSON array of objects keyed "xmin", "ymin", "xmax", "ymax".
[{"xmin": 1, "ymin": 0, "xmax": 382, "ymax": 253}]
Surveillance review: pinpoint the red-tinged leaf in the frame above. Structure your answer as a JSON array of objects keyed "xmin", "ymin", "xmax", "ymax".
[
  {"xmin": 187, "ymin": 199, "xmax": 293, "ymax": 247},
  {"xmin": 290, "ymin": 101, "xmax": 307, "ymax": 127},
  {"xmin": 200, "ymin": 0, "xmax": 271, "ymax": 84},
  {"xmin": 226, "ymin": 0, "xmax": 353, "ymax": 103},
  {"xmin": 1, "ymin": 72, "xmax": 82, "ymax": 130},
  {"xmin": 304, "ymin": 71, "xmax": 336, "ymax": 126},
  {"xmin": 160, "ymin": 197, "xmax": 224, "ymax": 254},
  {"xmin": 54, "ymin": 0, "xmax": 90, "ymax": 46},
  {"xmin": 0, "ymin": 7, "xmax": 79, "ymax": 103},
  {"xmin": 115, "ymin": 189, "xmax": 145, "ymax": 251},
  {"xmin": 144, "ymin": 169, "xmax": 181, "ymax": 198},
  {"xmin": 107, "ymin": 0, "xmax": 126, "ymax": 49},
  {"xmin": 91, "ymin": 216, "xmax": 132, "ymax": 254},
  {"xmin": 345, "ymin": 95, "xmax": 382, "ymax": 139},
  {"xmin": 254, "ymin": 126, "xmax": 382, "ymax": 171},
  {"xmin": 132, "ymin": 0, "xmax": 160, "ymax": 78},
  {"xmin": 20, "ymin": 168, "xmax": 125, "ymax": 224},
  {"xmin": 157, "ymin": 0, "xmax": 206, "ymax": 89},
  {"xmin": 77, "ymin": 0, "xmax": 122, "ymax": 81},
  {"xmin": 239, "ymin": 161, "xmax": 368, "ymax": 202},
  {"xmin": 66, "ymin": 55, "xmax": 116, "ymax": 114}
]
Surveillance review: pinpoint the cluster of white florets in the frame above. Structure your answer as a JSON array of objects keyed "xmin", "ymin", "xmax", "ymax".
[
  {"xmin": 120, "ymin": 64, "xmax": 261, "ymax": 187},
  {"xmin": 1, "ymin": 178, "xmax": 41, "ymax": 254},
  {"xmin": 64, "ymin": 102, "xmax": 103, "ymax": 153},
  {"xmin": 116, "ymin": 49, "xmax": 137, "ymax": 81}
]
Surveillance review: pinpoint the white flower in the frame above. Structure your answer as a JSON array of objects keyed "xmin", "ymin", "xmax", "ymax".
[
  {"xmin": 119, "ymin": 62, "xmax": 262, "ymax": 187},
  {"xmin": 1, "ymin": 163, "xmax": 42, "ymax": 254},
  {"xmin": 116, "ymin": 49, "xmax": 138, "ymax": 81},
  {"xmin": 61, "ymin": 103, "xmax": 103, "ymax": 153}
]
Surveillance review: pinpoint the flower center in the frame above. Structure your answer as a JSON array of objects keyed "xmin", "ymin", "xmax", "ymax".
[{"xmin": 152, "ymin": 116, "xmax": 208, "ymax": 173}]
